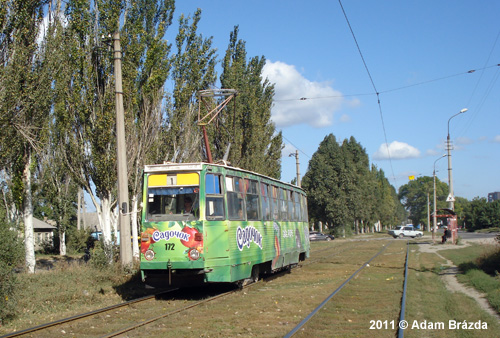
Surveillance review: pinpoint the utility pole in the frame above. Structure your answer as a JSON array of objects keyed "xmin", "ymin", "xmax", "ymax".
[
  {"xmin": 446, "ymin": 108, "xmax": 467, "ymax": 211},
  {"xmin": 426, "ymin": 192, "xmax": 430, "ymax": 232},
  {"xmin": 289, "ymin": 150, "xmax": 301, "ymax": 187},
  {"xmin": 433, "ymin": 154, "xmax": 446, "ymax": 244},
  {"xmin": 113, "ymin": 31, "xmax": 132, "ymax": 267}
]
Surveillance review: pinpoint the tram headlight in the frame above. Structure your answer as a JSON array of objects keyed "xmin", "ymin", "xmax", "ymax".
[
  {"xmin": 188, "ymin": 248, "xmax": 200, "ymax": 261},
  {"xmin": 144, "ymin": 249, "xmax": 155, "ymax": 261}
]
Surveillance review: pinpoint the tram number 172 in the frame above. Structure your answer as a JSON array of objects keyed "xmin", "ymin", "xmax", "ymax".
[{"xmin": 165, "ymin": 243, "xmax": 176, "ymax": 250}]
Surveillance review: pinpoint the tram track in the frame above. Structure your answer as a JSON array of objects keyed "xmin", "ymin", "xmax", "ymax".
[
  {"xmin": 2, "ymin": 239, "xmax": 411, "ymax": 337},
  {"xmin": 1, "ymin": 269, "xmax": 292, "ymax": 338},
  {"xmin": 286, "ymin": 240, "xmax": 411, "ymax": 337},
  {"xmin": 0, "ymin": 290, "xmax": 179, "ymax": 338}
]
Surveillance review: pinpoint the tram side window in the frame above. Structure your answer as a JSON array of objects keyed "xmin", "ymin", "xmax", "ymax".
[
  {"xmin": 271, "ymin": 185, "xmax": 279, "ymax": 221},
  {"xmin": 288, "ymin": 191, "xmax": 295, "ymax": 221},
  {"xmin": 294, "ymin": 192, "xmax": 301, "ymax": 221},
  {"xmin": 226, "ymin": 176, "xmax": 245, "ymax": 220},
  {"xmin": 205, "ymin": 173, "xmax": 225, "ymax": 220},
  {"xmin": 301, "ymin": 194, "xmax": 309, "ymax": 222},
  {"xmin": 260, "ymin": 183, "xmax": 271, "ymax": 220},
  {"xmin": 279, "ymin": 188, "xmax": 289, "ymax": 221},
  {"xmin": 246, "ymin": 180, "xmax": 260, "ymax": 221}
]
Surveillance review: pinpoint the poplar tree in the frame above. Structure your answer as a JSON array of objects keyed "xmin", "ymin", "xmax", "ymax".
[
  {"xmin": 303, "ymin": 134, "xmax": 402, "ymax": 234},
  {"xmin": 0, "ymin": 0, "xmax": 52, "ymax": 273},
  {"xmin": 121, "ymin": 0, "xmax": 175, "ymax": 258},
  {"xmin": 53, "ymin": 0, "xmax": 119, "ymax": 246},
  {"xmin": 217, "ymin": 26, "xmax": 283, "ymax": 178},
  {"xmin": 302, "ymin": 134, "xmax": 349, "ymax": 229},
  {"xmin": 166, "ymin": 8, "xmax": 217, "ymax": 163}
]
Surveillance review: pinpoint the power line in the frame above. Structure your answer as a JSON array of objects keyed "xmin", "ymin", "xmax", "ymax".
[
  {"xmin": 338, "ymin": 0, "xmax": 396, "ymax": 184},
  {"xmin": 457, "ymin": 28, "xmax": 500, "ymax": 139},
  {"xmin": 281, "ymin": 132, "xmax": 311, "ymax": 159},
  {"xmin": 272, "ymin": 63, "xmax": 499, "ymax": 103}
]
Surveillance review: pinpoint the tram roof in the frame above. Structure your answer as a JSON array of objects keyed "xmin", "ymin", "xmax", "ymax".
[{"xmin": 144, "ymin": 161, "xmax": 304, "ymax": 192}]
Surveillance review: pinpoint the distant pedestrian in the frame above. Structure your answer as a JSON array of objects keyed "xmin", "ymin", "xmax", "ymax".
[{"xmin": 441, "ymin": 227, "xmax": 451, "ymax": 243}]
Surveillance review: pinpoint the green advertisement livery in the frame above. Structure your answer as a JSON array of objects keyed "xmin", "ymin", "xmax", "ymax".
[{"xmin": 140, "ymin": 162, "xmax": 310, "ymax": 287}]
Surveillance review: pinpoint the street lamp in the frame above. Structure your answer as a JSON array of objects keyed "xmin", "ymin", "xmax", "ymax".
[
  {"xmin": 433, "ymin": 154, "xmax": 446, "ymax": 243},
  {"xmin": 446, "ymin": 108, "xmax": 467, "ymax": 211}
]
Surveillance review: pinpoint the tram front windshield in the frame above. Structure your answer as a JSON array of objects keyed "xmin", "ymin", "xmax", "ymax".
[{"xmin": 146, "ymin": 187, "xmax": 199, "ymax": 221}]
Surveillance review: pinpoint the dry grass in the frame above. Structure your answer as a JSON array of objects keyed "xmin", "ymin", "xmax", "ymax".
[{"xmin": 2, "ymin": 239, "xmax": 500, "ymax": 337}]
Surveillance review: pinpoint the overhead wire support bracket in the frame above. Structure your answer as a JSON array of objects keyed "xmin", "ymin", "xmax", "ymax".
[{"xmin": 197, "ymin": 89, "xmax": 238, "ymax": 163}]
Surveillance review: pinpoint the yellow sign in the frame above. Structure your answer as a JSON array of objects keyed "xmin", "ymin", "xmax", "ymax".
[
  {"xmin": 408, "ymin": 175, "xmax": 415, "ymax": 181},
  {"xmin": 148, "ymin": 174, "xmax": 167, "ymax": 187}
]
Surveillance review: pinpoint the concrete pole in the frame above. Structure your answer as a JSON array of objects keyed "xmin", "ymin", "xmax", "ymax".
[
  {"xmin": 113, "ymin": 32, "xmax": 132, "ymax": 267},
  {"xmin": 433, "ymin": 171, "xmax": 437, "ymax": 244},
  {"xmin": 426, "ymin": 192, "xmax": 430, "ymax": 232},
  {"xmin": 295, "ymin": 150, "xmax": 300, "ymax": 188},
  {"xmin": 289, "ymin": 150, "xmax": 301, "ymax": 187},
  {"xmin": 433, "ymin": 154, "xmax": 446, "ymax": 244},
  {"xmin": 446, "ymin": 134, "xmax": 454, "ymax": 211},
  {"xmin": 446, "ymin": 109, "xmax": 467, "ymax": 211}
]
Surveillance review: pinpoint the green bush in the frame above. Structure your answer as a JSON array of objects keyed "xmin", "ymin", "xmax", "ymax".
[
  {"xmin": 477, "ymin": 247, "xmax": 500, "ymax": 276},
  {"xmin": 67, "ymin": 228, "xmax": 94, "ymax": 254},
  {"xmin": 89, "ymin": 241, "xmax": 117, "ymax": 270},
  {"xmin": 0, "ymin": 221, "xmax": 24, "ymax": 324}
]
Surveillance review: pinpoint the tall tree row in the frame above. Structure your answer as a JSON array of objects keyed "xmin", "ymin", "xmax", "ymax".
[
  {"xmin": 120, "ymin": 0, "xmax": 175, "ymax": 258},
  {"xmin": 302, "ymin": 134, "xmax": 402, "ymax": 234},
  {"xmin": 0, "ymin": 0, "xmax": 53, "ymax": 273},
  {"xmin": 0, "ymin": 2, "xmax": 285, "ymax": 269}
]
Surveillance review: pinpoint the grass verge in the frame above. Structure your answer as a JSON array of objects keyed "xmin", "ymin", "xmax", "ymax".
[
  {"xmin": 439, "ymin": 243, "xmax": 500, "ymax": 314},
  {"xmin": 406, "ymin": 244, "xmax": 500, "ymax": 338}
]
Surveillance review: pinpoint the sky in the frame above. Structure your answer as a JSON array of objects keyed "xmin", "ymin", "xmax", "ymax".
[{"xmin": 166, "ymin": 0, "xmax": 499, "ymax": 201}]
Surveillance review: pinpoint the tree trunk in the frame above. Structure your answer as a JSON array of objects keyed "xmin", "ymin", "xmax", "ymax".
[
  {"xmin": 59, "ymin": 229, "xmax": 66, "ymax": 256},
  {"xmin": 97, "ymin": 195, "xmax": 113, "ymax": 245},
  {"xmin": 77, "ymin": 188, "xmax": 82, "ymax": 230},
  {"xmin": 23, "ymin": 153, "xmax": 35, "ymax": 273},
  {"xmin": 131, "ymin": 194, "xmax": 139, "ymax": 260}
]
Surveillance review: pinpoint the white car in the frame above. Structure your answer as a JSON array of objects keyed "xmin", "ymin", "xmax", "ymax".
[{"xmin": 388, "ymin": 225, "xmax": 423, "ymax": 239}]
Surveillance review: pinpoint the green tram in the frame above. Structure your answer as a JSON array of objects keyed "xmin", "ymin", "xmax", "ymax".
[{"xmin": 140, "ymin": 162, "xmax": 310, "ymax": 287}]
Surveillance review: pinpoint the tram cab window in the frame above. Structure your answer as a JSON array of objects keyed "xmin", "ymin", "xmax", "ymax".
[{"xmin": 146, "ymin": 187, "xmax": 199, "ymax": 221}]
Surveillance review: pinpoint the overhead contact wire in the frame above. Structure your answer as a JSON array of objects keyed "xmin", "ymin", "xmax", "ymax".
[{"xmin": 338, "ymin": 0, "xmax": 396, "ymax": 184}]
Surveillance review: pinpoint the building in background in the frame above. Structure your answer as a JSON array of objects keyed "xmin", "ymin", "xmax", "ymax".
[
  {"xmin": 33, "ymin": 217, "xmax": 56, "ymax": 250},
  {"xmin": 488, "ymin": 192, "xmax": 500, "ymax": 202}
]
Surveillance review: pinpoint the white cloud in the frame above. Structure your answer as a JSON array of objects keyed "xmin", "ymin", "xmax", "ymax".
[
  {"xmin": 339, "ymin": 114, "xmax": 351, "ymax": 123},
  {"xmin": 425, "ymin": 149, "xmax": 440, "ymax": 157},
  {"xmin": 373, "ymin": 141, "xmax": 421, "ymax": 160},
  {"xmin": 262, "ymin": 61, "xmax": 347, "ymax": 128},
  {"xmin": 455, "ymin": 136, "xmax": 473, "ymax": 145},
  {"xmin": 493, "ymin": 135, "xmax": 500, "ymax": 143}
]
